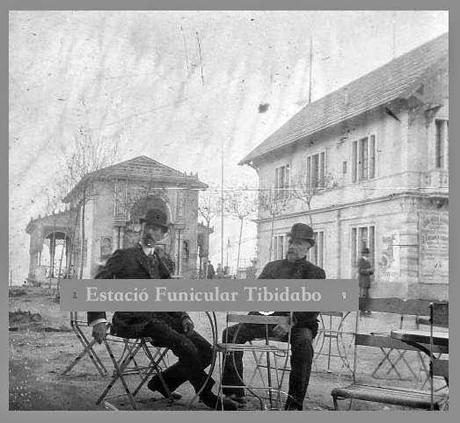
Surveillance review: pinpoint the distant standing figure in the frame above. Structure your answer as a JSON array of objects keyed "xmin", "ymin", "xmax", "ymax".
[
  {"xmin": 357, "ymin": 247, "xmax": 374, "ymax": 315},
  {"xmin": 207, "ymin": 261, "xmax": 215, "ymax": 279},
  {"xmin": 216, "ymin": 263, "xmax": 224, "ymax": 278}
]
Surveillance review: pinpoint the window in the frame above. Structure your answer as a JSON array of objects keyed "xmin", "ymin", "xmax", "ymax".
[
  {"xmin": 352, "ymin": 136, "xmax": 376, "ymax": 182},
  {"xmin": 275, "ymin": 165, "xmax": 290, "ymax": 199},
  {"xmin": 306, "ymin": 152, "xmax": 326, "ymax": 189},
  {"xmin": 351, "ymin": 225, "xmax": 375, "ymax": 270},
  {"xmin": 435, "ymin": 119, "xmax": 448, "ymax": 169},
  {"xmin": 273, "ymin": 235, "xmax": 286, "ymax": 260},
  {"xmin": 307, "ymin": 231, "xmax": 324, "ymax": 268},
  {"xmin": 100, "ymin": 237, "xmax": 112, "ymax": 260}
]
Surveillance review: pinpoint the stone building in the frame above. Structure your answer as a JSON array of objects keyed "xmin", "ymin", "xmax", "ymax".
[
  {"xmin": 240, "ymin": 34, "xmax": 448, "ymax": 300},
  {"xmin": 26, "ymin": 156, "xmax": 210, "ymax": 281}
]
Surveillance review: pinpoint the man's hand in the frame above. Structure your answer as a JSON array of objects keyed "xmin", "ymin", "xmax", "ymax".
[
  {"xmin": 92, "ymin": 322, "xmax": 108, "ymax": 344},
  {"xmin": 272, "ymin": 322, "xmax": 289, "ymax": 339},
  {"xmin": 182, "ymin": 317, "xmax": 194, "ymax": 334},
  {"xmin": 154, "ymin": 246, "xmax": 167, "ymax": 259}
]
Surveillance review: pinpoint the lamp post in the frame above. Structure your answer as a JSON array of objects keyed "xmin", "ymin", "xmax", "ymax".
[
  {"xmin": 173, "ymin": 223, "xmax": 186, "ymax": 278},
  {"xmin": 221, "ymin": 138, "xmax": 224, "ymax": 268}
]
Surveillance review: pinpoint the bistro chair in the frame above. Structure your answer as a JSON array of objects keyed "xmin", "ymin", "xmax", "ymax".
[
  {"xmin": 216, "ymin": 312, "xmax": 294, "ymax": 410},
  {"xmin": 61, "ymin": 311, "xmax": 108, "ymax": 376},
  {"xmin": 429, "ymin": 302, "xmax": 449, "ymax": 411},
  {"xmin": 96, "ymin": 323, "xmax": 173, "ymax": 410}
]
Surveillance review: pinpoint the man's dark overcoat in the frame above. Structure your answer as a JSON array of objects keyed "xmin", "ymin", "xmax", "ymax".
[
  {"xmin": 257, "ymin": 257, "xmax": 326, "ymax": 336},
  {"xmin": 87, "ymin": 244, "xmax": 189, "ymax": 337}
]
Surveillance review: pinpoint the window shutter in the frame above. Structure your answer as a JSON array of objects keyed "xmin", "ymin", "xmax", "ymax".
[
  {"xmin": 285, "ymin": 164, "xmax": 290, "ymax": 189},
  {"xmin": 369, "ymin": 226, "xmax": 375, "ymax": 267},
  {"xmin": 352, "ymin": 141, "xmax": 357, "ymax": 182},
  {"xmin": 369, "ymin": 135, "xmax": 376, "ymax": 179},
  {"xmin": 320, "ymin": 151, "xmax": 325, "ymax": 187}
]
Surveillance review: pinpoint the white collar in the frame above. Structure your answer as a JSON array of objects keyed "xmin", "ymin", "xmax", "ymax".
[{"xmin": 139, "ymin": 243, "xmax": 155, "ymax": 257}]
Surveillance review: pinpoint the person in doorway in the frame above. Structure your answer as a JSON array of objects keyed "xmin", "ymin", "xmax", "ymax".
[
  {"xmin": 88, "ymin": 208, "xmax": 237, "ymax": 411},
  {"xmin": 221, "ymin": 223, "xmax": 326, "ymax": 410},
  {"xmin": 357, "ymin": 247, "xmax": 374, "ymax": 316}
]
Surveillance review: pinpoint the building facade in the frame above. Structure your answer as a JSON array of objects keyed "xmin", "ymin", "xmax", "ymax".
[
  {"xmin": 240, "ymin": 34, "xmax": 448, "ymax": 300},
  {"xmin": 26, "ymin": 156, "xmax": 210, "ymax": 281}
]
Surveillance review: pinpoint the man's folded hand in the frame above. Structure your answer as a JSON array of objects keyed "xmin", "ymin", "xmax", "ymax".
[
  {"xmin": 92, "ymin": 321, "xmax": 108, "ymax": 343},
  {"xmin": 272, "ymin": 322, "xmax": 289, "ymax": 339},
  {"xmin": 182, "ymin": 317, "xmax": 194, "ymax": 334}
]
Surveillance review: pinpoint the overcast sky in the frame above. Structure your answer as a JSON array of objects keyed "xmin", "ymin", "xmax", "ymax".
[{"xmin": 9, "ymin": 10, "xmax": 448, "ymax": 282}]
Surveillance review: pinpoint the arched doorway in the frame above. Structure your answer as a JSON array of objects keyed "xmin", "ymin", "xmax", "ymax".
[{"xmin": 42, "ymin": 231, "xmax": 72, "ymax": 278}]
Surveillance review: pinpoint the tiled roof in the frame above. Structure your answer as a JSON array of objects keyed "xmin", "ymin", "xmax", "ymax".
[
  {"xmin": 63, "ymin": 156, "xmax": 207, "ymax": 202},
  {"xmin": 240, "ymin": 33, "xmax": 448, "ymax": 165},
  {"xmin": 26, "ymin": 209, "xmax": 74, "ymax": 234}
]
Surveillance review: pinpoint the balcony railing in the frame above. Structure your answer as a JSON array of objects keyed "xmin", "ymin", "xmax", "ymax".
[{"xmin": 420, "ymin": 169, "xmax": 449, "ymax": 193}]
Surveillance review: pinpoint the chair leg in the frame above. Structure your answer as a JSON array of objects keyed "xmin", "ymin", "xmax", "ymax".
[
  {"xmin": 62, "ymin": 325, "xmax": 107, "ymax": 376},
  {"xmin": 136, "ymin": 344, "xmax": 173, "ymax": 401},
  {"xmin": 385, "ymin": 350, "xmax": 417, "ymax": 379},
  {"xmin": 96, "ymin": 339, "xmax": 143, "ymax": 409},
  {"xmin": 332, "ymin": 395, "xmax": 339, "ymax": 410},
  {"xmin": 332, "ymin": 395, "xmax": 353, "ymax": 411},
  {"xmin": 371, "ymin": 348, "xmax": 392, "ymax": 378}
]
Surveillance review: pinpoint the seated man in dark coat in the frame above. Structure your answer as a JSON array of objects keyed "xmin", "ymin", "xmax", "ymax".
[
  {"xmin": 89, "ymin": 208, "xmax": 237, "ymax": 411},
  {"xmin": 221, "ymin": 223, "xmax": 326, "ymax": 410}
]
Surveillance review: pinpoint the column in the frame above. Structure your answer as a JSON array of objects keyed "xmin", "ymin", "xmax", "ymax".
[{"xmin": 50, "ymin": 236, "xmax": 56, "ymax": 278}]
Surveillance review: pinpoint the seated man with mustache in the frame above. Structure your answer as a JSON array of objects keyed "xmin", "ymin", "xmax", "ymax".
[
  {"xmin": 88, "ymin": 208, "xmax": 237, "ymax": 411},
  {"xmin": 221, "ymin": 223, "xmax": 326, "ymax": 410}
]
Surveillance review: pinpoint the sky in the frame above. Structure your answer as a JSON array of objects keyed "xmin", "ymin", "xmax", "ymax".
[{"xmin": 9, "ymin": 10, "xmax": 448, "ymax": 283}]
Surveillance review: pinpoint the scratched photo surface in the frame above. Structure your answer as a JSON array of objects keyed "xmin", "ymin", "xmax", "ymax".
[{"xmin": 9, "ymin": 10, "xmax": 448, "ymax": 411}]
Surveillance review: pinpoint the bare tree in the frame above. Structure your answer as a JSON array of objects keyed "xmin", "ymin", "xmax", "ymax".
[
  {"xmin": 45, "ymin": 126, "xmax": 119, "ymax": 279},
  {"xmin": 224, "ymin": 185, "xmax": 258, "ymax": 273},
  {"xmin": 198, "ymin": 186, "xmax": 220, "ymax": 278},
  {"xmin": 258, "ymin": 187, "xmax": 291, "ymax": 261},
  {"xmin": 290, "ymin": 172, "xmax": 338, "ymax": 225}
]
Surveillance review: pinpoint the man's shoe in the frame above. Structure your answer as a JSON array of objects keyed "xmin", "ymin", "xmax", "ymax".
[
  {"xmin": 147, "ymin": 378, "xmax": 182, "ymax": 400},
  {"xmin": 226, "ymin": 394, "xmax": 246, "ymax": 406},
  {"xmin": 284, "ymin": 399, "xmax": 303, "ymax": 410},
  {"xmin": 200, "ymin": 392, "xmax": 238, "ymax": 410}
]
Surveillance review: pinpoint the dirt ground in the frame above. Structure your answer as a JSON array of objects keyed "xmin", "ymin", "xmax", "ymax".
[{"xmin": 9, "ymin": 286, "xmax": 444, "ymax": 412}]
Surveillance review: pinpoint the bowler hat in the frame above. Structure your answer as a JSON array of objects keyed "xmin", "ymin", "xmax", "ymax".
[
  {"xmin": 287, "ymin": 223, "xmax": 315, "ymax": 246},
  {"xmin": 361, "ymin": 247, "xmax": 370, "ymax": 254},
  {"xmin": 139, "ymin": 209, "xmax": 169, "ymax": 230}
]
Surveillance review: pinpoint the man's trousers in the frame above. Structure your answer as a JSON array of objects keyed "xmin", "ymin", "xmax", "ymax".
[
  {"xmin": 136, "ymin": 317, "xmax": 215, "ymax": 395},
  {"xmin": 221, "ymin": 321, "xmax": 314, "ymax": 410}
]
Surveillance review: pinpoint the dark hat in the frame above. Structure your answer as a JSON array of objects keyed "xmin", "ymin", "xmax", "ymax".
[
  {"xmin": 361, "ymin": 247, "xmax": 370, "ymax": 254},
  {"xmin": 139, "ymin": 209, "xmax": 169, "ymax": 230},
  {"xmin": 286, "ymin": 223, "xmax": 315, "ymax": 246}
]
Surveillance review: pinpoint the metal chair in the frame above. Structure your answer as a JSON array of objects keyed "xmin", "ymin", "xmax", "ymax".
[
  {"xmin": 370, "ymin": 312, "xmax": 418, "ymax": 380},
  {"xmin": 96, "ymin": 324, "xmax": 172, "ymax": 410},
  {"xmin": 61, "ymin": 312, "xmax": 108, "ymax": 376},
  {"xmin": 430, "ymin": 302, "xmax": 449, "ymax": 411},
  {"xmin": 314, "ymin": 311, "xmax": 354, "ymax": 375},
  {"xmin": 216, "ymin": 312, "xmax": 294, "ymax": 410}
]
